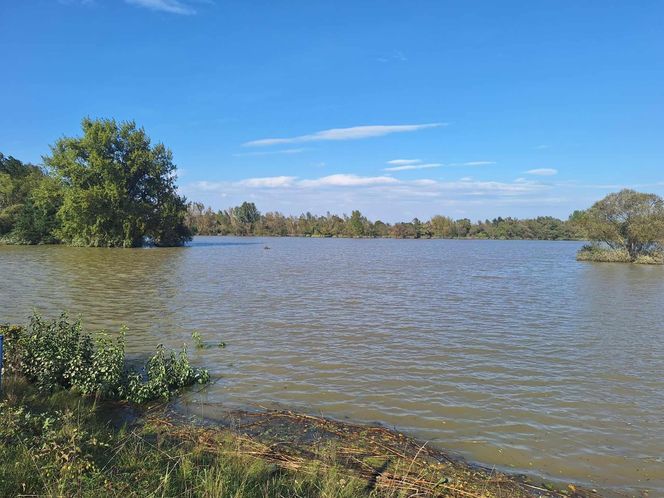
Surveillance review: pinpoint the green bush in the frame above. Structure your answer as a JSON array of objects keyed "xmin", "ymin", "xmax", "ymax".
[
  {"xmin": 576, "ymin": 244, "xmax": 632, "ymax": 263},
  {"xmin": 1, "ymin": 313, "xmax": 209, "ymax": 403},
  {"xmin": 577, "ymin": 243, "xmax": 664, "ymax": 264}
]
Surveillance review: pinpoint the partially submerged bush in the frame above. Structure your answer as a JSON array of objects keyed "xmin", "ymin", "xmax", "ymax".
[
  {"xmin": 1, "ymin": 313, "xmax": 209, "ymax": 403},
  {"xmin": 577, "ymin": 243, "xmax": 664, "ymax": 264},
  {"xmin": 576, "ymin": 244, "xmax": 632, "ymax": 263}
]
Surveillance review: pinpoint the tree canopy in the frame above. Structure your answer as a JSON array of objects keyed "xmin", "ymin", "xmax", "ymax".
[
  {"xmin": 1, "ymin": 118, "xmax": 191, "ymax": 247},
  {"xmin": 576, "ymin": 189, "xmax": 664, "ymax": 260}
]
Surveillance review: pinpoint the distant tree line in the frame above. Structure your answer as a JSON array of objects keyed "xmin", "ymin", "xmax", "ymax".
[
  {"xmin": 185, "ymin": 201, "xmax": 583, "ymax": 240},
  {"xmin": 0, "ymin": 118, "xmax": 190, "ymax": 247}
]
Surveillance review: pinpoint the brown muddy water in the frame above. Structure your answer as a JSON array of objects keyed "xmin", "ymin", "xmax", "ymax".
[{"xmin": 1, "ymin": 237, "xmax": 662, "ymax": 495}]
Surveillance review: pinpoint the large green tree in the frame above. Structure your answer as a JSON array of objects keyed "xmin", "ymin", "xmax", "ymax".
[
  {"xmin": 578, "ymin": 189, "xmax": 664, "ymax": 260},
  {"xmin": 45, "ymin": 118, "xmax": 191, "ymax": 247}
]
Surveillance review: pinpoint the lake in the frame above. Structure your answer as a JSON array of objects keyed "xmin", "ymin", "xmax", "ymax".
[{"xmin": 1, "ymin": 237, "xmax": 663, "ymax": 495}]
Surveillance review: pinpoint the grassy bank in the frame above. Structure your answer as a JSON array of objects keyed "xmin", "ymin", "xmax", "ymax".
[
  {"xmin": 0, "ymin": 377, "xmax": 603, "ymax": 498},
  {"xmin": 1, "ymin": 314, "xmax": 602, "ymax": 497},
  {"xmin": 576, "ymin": 245, "xmax": 664, "ymax": 264}
]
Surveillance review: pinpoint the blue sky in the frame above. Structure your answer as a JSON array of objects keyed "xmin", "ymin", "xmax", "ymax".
[{"xmin": 1, "ymin": 0, "xmax": 663, "ymax": 221}]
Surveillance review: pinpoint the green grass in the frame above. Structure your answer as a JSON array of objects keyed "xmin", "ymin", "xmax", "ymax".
[{"xmin": 0, "ymin": 376, "xmax": 367, "ymax": 498}]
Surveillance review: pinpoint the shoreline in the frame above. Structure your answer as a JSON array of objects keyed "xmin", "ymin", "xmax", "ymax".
[
  {"xmin": 163, "ymin": 401, "xmax": 611, "ymax": 498},
  {"xmin": 1, "ymin": 374, "xmax": 611, "ymax": 498}
]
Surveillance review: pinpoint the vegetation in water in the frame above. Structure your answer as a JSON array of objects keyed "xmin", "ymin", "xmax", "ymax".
[
  {"xmin": 0, "ymin": 117, "xmax": 191, "ymax": 247},
  {"xmin": 573, "ymin": 189, "xmax": 664, "ymax": 264},
  {"xmin": 1, "ymin": 313, "xmax": 209, "ymax": 403}
]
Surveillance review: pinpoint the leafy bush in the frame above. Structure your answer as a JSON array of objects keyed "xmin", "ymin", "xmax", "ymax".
[
  {"xmin": 576, "ymin": 243, "xmax": 664, "ymax": 264},
  {"xmin": 576, "ymin": 244, "xmax": 631, "ymax": 263},
  {"xmin": 1, "ymin": 313, "xmax": 209, "ymax": 403}
]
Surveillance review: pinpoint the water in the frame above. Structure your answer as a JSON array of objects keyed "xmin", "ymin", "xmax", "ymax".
[{"xmin": 1, "ymin": 237, "xmax": 663, "ymax": 495}]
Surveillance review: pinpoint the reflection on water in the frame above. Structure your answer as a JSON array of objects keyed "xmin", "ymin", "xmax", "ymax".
[{"xmin": 1, "ymin": 237, "xmax": 663, "ymax": 494}]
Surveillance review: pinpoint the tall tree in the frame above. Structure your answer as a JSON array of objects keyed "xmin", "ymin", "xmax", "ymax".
[
  {"xmin": 578, "ymin": 189, "xmax": 664, "ymax": 260},
  {"xmin": 45, "ymin": 118, "xmax": 191, "ymax": 247}
]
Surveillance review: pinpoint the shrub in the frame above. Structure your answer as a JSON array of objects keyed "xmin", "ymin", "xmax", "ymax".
[
  {"xmin": 576, "ymin": 244, "xmax": 631, "ymax": 263},
  {"xmin": 577, "ymin": 243, "xmax": 664, "ymax": 264},
  {"xmin": 1, "ymin": 313, "xmax": 209, "ymax": 403}
]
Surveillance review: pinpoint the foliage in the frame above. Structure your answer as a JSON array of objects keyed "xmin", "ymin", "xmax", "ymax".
[
  {"xmin": 44, "ymin": 118, "xmax": 191, "ymax": 247},
  {"xmin": 575, "ymin": 189, "xmax": 664, "ymax": 261},
  {"xmin": 1, "ymin": 313, "xmax": 209, "ymax": 403},
  {"xmin": 577, "ymin": 244, "xmax": 664, "ymax": 264},
  {"xmin": 185, "ymin": 202, "xmax": 581, "ymax": 240},
  {"xmin": 0, "ymin": 153, "xmax": 62, "ymax": 243}
]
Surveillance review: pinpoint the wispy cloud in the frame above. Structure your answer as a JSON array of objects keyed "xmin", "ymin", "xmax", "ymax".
[
  {"xmin": 125, "ymin": 0, "xmax": 198, "ymax": 15},
  {"xmin": 243, "ymin": 123, "xmax": 444, "ymax": 147},
  {"xmin": 299, "ymin": 174, "xmax": 398, "ymax": 188},
  {"xmin": 387, "ymin": 159, "xmax": 421, "ymax": 166},
  {"xmin": 526, "ymin": 168, "xmax": 558, "ymax": 176},
  {"xmin": 534, "ymin": 144, "xmax": 551, "ymax": 150},
  {"xmin": 384, "ymin": 159, "xmax": 493, "ymax": 171},
  {"xmin": 238, "ymin": 176, "xmax": 298, "ymax": 188},
  {"xmin": 456, "ymin": 161, "xmax": 495, "ymax": 167},
  {"xmin": 385, "ymin": 163, "xmax": 442, "ymax": 172},
  {"xmin": 234, "ymin": 148, "xmax": 307, "ymax": 157}
]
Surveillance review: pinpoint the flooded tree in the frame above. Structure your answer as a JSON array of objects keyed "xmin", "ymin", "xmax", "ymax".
[{"xmin": 576, "ymin": 189, "xmax": 664, "ymax": 263}]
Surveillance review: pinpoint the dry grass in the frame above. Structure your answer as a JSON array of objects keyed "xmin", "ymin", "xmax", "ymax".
[{"xmin": 144, "ymin": 408, "xmax": 603, "ymax": 498}]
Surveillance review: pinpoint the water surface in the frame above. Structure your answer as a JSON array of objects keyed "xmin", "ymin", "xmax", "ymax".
[{"xmin": 1, "ymin": 237, "xmax": 663, "ymax": 495}]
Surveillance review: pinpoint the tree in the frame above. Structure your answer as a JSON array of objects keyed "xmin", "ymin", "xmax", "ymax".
[
  {"xmin": 232, "ymin": 201, "xmax": 260, "ymax": 235},
  {"xmin": 348, "ymin": 210, "xmax": 366, "ymax": 237},
  {"xmin": 578, "ymin": 189, "xmax": 664, "ymax": 260},
  {"xmin": 45, "ymin": 118, "xmax": 191, "ymax": 247},
  {"xmin": 0, "ymin": 153, "xmax": 61, "ymax": 242}
]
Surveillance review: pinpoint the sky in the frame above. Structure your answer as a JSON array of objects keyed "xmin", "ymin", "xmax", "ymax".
[{"xmin": 1, "ymin": 0, "xmax": 663, "ymax": 222}]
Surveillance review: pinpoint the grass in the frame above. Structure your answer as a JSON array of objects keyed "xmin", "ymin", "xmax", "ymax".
[
  {"xmin": 0, "ymin": 375, "xmax": 601, "ymax": 498},
  {"xmin": 0, "ymin": 376, "xmax": 368, "ymax": 498}
]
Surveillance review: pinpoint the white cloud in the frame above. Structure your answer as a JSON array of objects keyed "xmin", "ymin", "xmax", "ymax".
[
  {"xmin": 243, "ymin": 123, "xmax": 444, "ymax": 147},
  {"xmin": 384, "ymin": 159, "xmax": 494, "ymax": 171},
  {"xmin": 384, "ymin": 163, "xmax": 442, "ymax": 172},
  {"xmin": 239, "ymin": 176, "xmax": 297, "ymax": 188},
  {"xmin": 387, "ymin": 159, "xmax": 422, "ymax": 166},
  {"xmin": 525, "ymin": 168, "xmax": 558, "ymax": 176},
  {"xmin": 298, "ymin": 174, "xmax": 398, "ymax": 188},
  {"xmin": 459, "ymin": 161, "xmax": 495, "ymax": 166},
  {"xmin": 125, "ymin": 0, "xmax": 197, "ymax": 15}
]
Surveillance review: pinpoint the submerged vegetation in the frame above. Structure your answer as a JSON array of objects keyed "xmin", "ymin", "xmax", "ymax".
[
  {"xmin": 574, "ymin": 189, "xmax": 664, "ymax": 264},
  {"xmin": 0, "ymin": 312, "xmax": 599, "ymax": 498}
]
